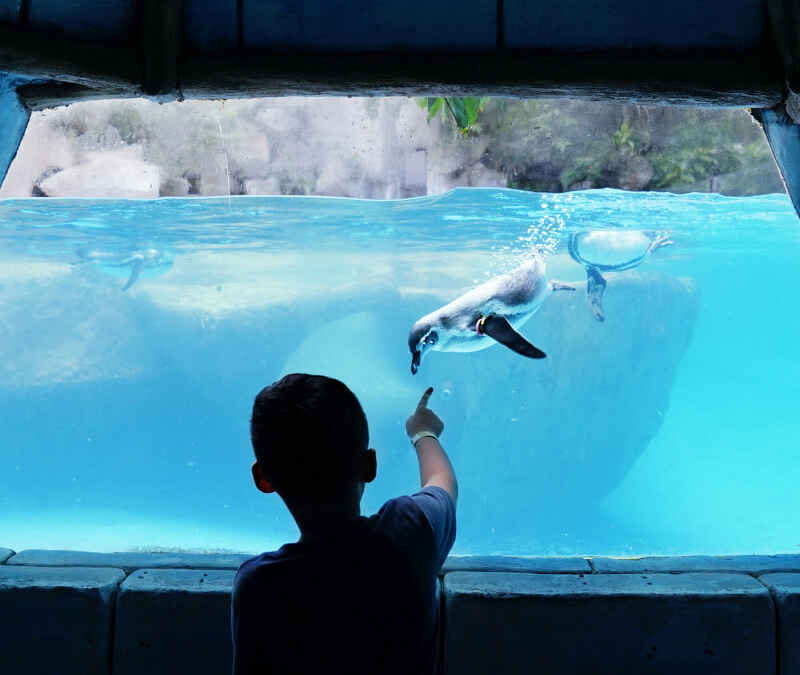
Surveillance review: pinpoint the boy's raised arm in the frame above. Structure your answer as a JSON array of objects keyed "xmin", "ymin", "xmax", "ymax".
[{"xmin": 406, "ymin": 387, "xmax": 458, "ymax": 507}]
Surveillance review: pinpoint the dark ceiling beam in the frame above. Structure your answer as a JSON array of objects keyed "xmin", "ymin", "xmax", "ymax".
[
  {"xmin": 0, "ymin": 20, "xmax": 785, "ymax": 108},
  {"xmin": 138, "ymin": 0, "xmax": 184, "ymax": 97}
]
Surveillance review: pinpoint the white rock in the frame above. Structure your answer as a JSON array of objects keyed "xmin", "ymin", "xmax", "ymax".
[{"xmin": 39, "ymin": 146, "xmax": 161, "ymax": 198}]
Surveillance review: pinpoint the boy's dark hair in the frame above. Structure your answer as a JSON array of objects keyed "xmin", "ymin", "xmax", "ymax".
[{"xmin": 250, "ymin": 374, "xmax": 369, "ymax": 503}]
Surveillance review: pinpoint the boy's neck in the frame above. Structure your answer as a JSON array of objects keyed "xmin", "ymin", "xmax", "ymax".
[
  {"xmin": 288, "ymin": 484, "xmax": 365, "ymax": 544},
  {"xmin": 293, "ymin": 504, "xmax": 362, "ymax": 543}
]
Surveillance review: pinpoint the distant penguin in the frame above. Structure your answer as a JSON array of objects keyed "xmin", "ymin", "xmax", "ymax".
[
  {"xmin": 568, "ymin": 230, "xmax": 672, "ymax": 321},
  {"xmin": 73, "ymin": 247, "xmax": 173, "ymax": 290},
  {"xmin": 408, "ymin": 256, "xmax": 575, "ymax": 374}
]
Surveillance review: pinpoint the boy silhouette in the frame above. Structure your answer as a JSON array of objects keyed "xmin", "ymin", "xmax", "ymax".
[{"xmin": 231, "ymin": 373, "xmax": 457, "ymax": 675}]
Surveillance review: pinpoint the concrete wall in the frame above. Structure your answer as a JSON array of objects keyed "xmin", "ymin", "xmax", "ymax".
[
  {"xmin": 2, "ymin": 548, "xmax": 800, "ymax": 675},
  {"xmin": 0, "ymin": 0, "xmax": 786, "ymax": 105}
]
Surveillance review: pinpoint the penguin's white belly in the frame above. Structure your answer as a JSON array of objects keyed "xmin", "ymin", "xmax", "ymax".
[{"xmin": 574, "ymin": 231, "xmax": 650, "ymax": 267}]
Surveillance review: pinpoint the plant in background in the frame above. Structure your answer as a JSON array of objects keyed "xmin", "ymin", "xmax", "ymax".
[
  {"xmin": 612, "ymin": 121, "xmax": 636, "ymax": 153},
  {"xmin": 108, "ymin": 104, "xmax": 153, "ymax": 145},
  {"xmin": 417, "ymin": 97, "xmax": 490, "ymax": 134}
]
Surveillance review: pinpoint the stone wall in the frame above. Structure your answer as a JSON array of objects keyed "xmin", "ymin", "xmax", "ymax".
[{"xmin": 2, "ymin": 548, "xmax": 799, "ymax": 674}]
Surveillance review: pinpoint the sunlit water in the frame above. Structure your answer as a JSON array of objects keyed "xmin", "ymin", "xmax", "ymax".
[{"xmin": 1, "ymin": 188, "xmax": 799, "ymax": 556}]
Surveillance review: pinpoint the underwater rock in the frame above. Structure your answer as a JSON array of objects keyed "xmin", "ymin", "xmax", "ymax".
[
  {"xmin": 0, "ymin": 272, "xmax": 153, "ymax": 388},
  {"xmin": 280, "ymin": 310, "xmax": 419, "ymax": 418}
]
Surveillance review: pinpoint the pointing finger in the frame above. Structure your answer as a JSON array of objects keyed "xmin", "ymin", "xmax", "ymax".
[{"xmin": 417, "ymin": 387, "xmax": 433, "ymax": 410}]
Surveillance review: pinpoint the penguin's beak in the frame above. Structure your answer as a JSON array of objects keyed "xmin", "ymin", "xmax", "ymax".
[{"xmin": 411, "ymin": 350, "xmax": 421, "ymax": 375}]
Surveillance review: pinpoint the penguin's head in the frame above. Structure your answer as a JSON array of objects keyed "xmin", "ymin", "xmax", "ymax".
[{"xmin": 409, "ymin": 325, "xmax": 438, "ymax": 375}]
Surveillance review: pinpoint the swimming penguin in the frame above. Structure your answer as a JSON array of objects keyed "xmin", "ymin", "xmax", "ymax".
[
  {"xmin": 567, "ymin": 230, "xmax": 672, "ymax": 322},
  {"xmin": 408, "ymin": 256, "xmax": 575, "ymax": 374},
  {"xmin": 73, "ymin": 246, "xmax": 173, "ymax": 290}
]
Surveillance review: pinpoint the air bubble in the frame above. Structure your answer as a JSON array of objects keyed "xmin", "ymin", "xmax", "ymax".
[{"xmin": 440, "ymin": 388, "xmax": 452, "ymax": 401}]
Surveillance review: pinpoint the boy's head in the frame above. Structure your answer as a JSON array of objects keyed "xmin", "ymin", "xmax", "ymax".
[{"xmin": 250, "ymin": 374, "xmax": 373, "ymax": 506}]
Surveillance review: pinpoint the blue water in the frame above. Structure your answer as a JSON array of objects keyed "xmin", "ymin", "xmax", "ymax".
[{"xmin": 1, "ymin": 188, "xmax": 799, "ymax": 556}]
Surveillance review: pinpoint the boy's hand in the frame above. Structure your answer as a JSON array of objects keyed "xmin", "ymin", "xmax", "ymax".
[
  {"xmin": 407, "ymin": 387, "xmax": 457, "ymax": 507},
  {"xmin": 406, "ymin": 387, "xmax": 444, "ymax": 440}
]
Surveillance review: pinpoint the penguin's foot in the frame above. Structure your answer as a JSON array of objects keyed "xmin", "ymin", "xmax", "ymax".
[
  {"xmin": 587, "ymin": 294, "xmax": 605, "ymax": 322},
  {"xmin": 586, "ymin": 268, "xmax": 607, "ymax": 322},
  {"xmin": 550, "ymin": 281, "xmax": 577, "ymax": 292},
  {"xmin": 650, "ymin": 234, "xmax": 674, "ymax": 252}
]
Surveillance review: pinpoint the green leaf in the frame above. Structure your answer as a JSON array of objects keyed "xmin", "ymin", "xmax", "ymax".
[
  {"xmin": 444, "ymin": 97, "xmax": 488, "ymax": 133},
  {"xmin": 414, "ymin": 97, "xmax": 445, "ymax": 121},
  {"xmin": 427, "ymin": 98, "xmax": 444, "ymax": 120},
  {"xmin": 445, "ymin": 98, "xmax": 469, "ymax": 130},
  {"xmin": 416, "ymin": 97, "xmax": 490, "ymax": 133}
]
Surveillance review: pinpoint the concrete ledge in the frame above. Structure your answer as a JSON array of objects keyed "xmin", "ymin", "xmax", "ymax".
[
  {"xmin": 7, "ymin": 550, "xmax": 593, "ymax": 575},
  {"xmin": 113, "ymin": 569, "xmax": 236, "ymax": 675},
  {"xmin": 442, "ymin": 555, "xmax": 590, "ymax": 574},
  {"xmin": 1, "ymin": 17, "xmax": 784, "ymax": 105},
  {"xmin": 0, "ymin": 548, "xmax": 13, "ymax": 563},
  {"xmin": 444, "ymin": 571, "xmax": 775, "ymax": 674},
  {"xmin": 0, "ymin": 555, "xmax": 795, "ymax": 675},
  {"xmin": 592, "ymin": 554, "xmax": 800, "ymax": 575},
  {"xmin": 0, "ymin": 566, "xmax": 125, "ymax": 675},
  {"xmin": 7, "ymin": 549, "xmax": 250, "ymax": 574},
  {"xmin": 760, "ymin": 573, "xmax": 800, "ymax": 675}
]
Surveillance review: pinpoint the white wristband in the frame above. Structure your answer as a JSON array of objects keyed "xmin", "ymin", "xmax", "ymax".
[{"xmin": 410, "ymin": 431, "xmax": 438, "ymax": 446}]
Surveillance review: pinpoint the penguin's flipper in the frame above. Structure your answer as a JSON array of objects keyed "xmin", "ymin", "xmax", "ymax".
[
  {"xmin": 122, "ymin": 258, "xmax": 146, "ymax": 291},
  {"xmin": 586, "ymin": 267, "xmax": 607, "ymax": 322},
  {"xmin": 482, "ymin": 315, "xmax": 547, "ymax": 359}
]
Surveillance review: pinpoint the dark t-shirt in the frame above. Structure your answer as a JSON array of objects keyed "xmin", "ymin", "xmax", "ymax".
[{"xmin": 231, "ymin": 486, "xmax": 456, "ymax": 675}]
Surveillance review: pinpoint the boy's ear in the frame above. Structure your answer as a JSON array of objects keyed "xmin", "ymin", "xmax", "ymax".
[
  {"xmin": 361, "ymin": 448, "xmax": 377, "ymax": 484},
  {"xmin": 252, "ymin": 461, "xmax": 276, "ymax": 493}
]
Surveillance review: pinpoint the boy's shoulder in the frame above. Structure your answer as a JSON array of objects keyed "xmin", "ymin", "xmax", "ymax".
[{"xmin": 235, "ymin": 486, "xmax": 455, "ymax": 585}]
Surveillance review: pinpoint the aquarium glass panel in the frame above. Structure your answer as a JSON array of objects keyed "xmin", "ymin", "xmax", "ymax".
[{"xmin": 1, "ymin": 187, "xmax": 799, "ymax": 555}]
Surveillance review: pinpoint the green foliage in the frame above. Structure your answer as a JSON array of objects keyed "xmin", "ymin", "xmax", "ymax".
[
  {"xmin": 109, "ymin": 105, "xmax": 152, "ymax": 145},
  {"xmin": 417, "ymin": 97, "xmax": 489, "ymax": 134},
  {"xmin": 449, "ymin": 100, "xmax": 775, "ymax": 193},
  {"xmin": 612, "ymin": 121, "xmax": 635, "ymax": 152}
]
